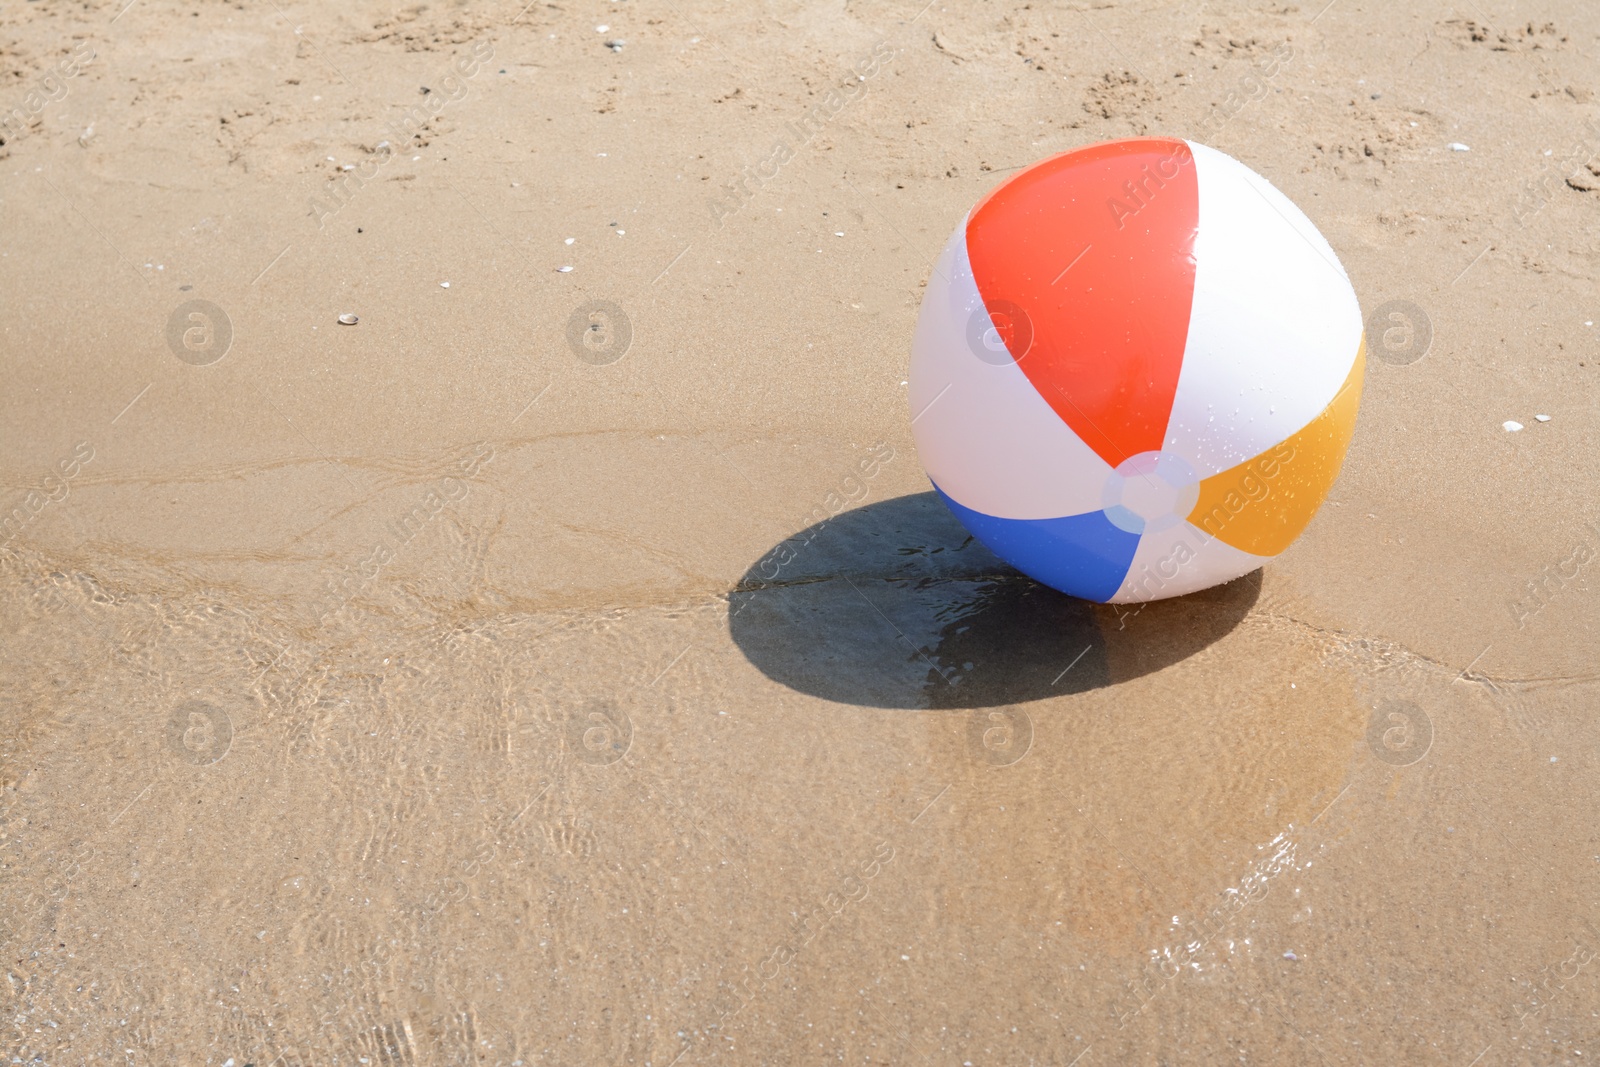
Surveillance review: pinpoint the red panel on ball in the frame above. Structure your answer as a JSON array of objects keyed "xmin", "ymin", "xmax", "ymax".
[{"xmin": 965, "ymin": 137, "xmax": 1200, "ymax": 468}]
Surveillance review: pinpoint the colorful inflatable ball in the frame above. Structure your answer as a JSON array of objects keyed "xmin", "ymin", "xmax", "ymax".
[{"xmin": 908, "ymin": 137, "xmax": 1365, "ymax": 604}]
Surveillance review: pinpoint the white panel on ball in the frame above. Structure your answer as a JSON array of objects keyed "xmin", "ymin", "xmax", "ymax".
[
  {"xmin": 909, "ymin": 226, "xmax": 1112, "ymax": 521},
  {"xmin": 1163, "ymin": 142, "xmax": 1364, "ymax": 479}
]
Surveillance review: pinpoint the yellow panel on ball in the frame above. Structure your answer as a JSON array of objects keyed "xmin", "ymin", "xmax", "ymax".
[{"xmin": 1188, "ymin": 337, "xmax": 1366, "ymax": 558}]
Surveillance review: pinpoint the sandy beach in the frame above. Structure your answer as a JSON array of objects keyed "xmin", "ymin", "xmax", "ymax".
[{"xmin": 3, "ymin": 0, "xmax": 1599, "ymax": 1062}]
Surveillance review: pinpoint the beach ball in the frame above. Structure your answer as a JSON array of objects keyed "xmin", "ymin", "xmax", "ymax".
[{"xmin": 909, "ymin": 137, "xmax": 1365, "ymax": 604}]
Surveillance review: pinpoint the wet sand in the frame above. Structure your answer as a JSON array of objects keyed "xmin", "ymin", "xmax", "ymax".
[{"xmin": 3, "ymin": 0, "xmax": 1599, "ymax": 1063}]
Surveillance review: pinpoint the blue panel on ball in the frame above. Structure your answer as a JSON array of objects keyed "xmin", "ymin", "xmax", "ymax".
[{"xmin": 932, "ymin": 484, "xmax": 1140, "ymax": 603}]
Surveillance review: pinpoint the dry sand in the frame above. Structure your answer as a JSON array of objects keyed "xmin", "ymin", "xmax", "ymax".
[{"xmin": 2, "ymin": 0, "xmax": 1599, "ymax": 1063}]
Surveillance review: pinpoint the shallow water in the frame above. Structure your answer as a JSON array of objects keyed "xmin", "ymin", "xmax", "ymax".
[{"xmin": 4, "ymin": 0, "xmax": 1600, "ymax": 1063}]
